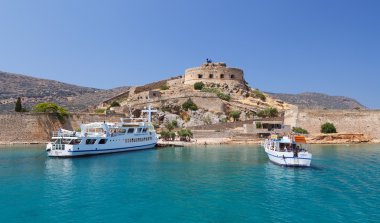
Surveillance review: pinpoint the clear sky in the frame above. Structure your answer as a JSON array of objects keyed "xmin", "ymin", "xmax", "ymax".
[{"xmin": 1, "ymin": 0, "xmax": 379, "ymax": 108}]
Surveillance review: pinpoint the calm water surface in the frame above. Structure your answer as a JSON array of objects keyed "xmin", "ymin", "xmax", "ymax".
[{"xmin": 0, "ymin": 144, "xmax": 379, "ymax": 223}]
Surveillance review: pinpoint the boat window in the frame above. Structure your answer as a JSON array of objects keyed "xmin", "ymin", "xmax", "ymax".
[
  {"xmin": 142, "ymin": 128, "xmax": 147, "ymax": 133},
  {"xmin": 70, "ymin": 139, "xmax": 82, "ymax": 145},
  {"xmin": 86, "ymin": 139, "xmax": 97, "ymax": 144},
  {"xmin": 99, "ymin": 139, "xmax": 107, "ymax": 144},
  {"xmin": 119, "ymin": 129, "xmax": 126, "ymax": 134},
  {"xmin": 137, "ymin": 128, "xmax": 142, "ymax": 133},
  {"xmin": 62, "ymin": 139, "xmax": 72, "ymax": 144},
  {"xmin": 127, "ymin": 128, "xmax": 134, "ymax": 134}
]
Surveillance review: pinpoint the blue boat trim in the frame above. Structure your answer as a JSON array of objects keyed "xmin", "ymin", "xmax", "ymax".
[
  {"xmin": 71, "ymin": 143, "xmax": 157, "ymax": 153},
  {"xmin": 266, "ymin": 152, "xmax": 312, "ymax": 160}
]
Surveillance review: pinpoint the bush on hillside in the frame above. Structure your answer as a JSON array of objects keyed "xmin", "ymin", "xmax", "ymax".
[
  {"xmin": 230, "ymin": 110, "xmax": 241, "ymax": 121},
  {"xmin": 194, "ymin": 82, "xmax": 205, "ymax": 90},
  {"xmin": 160, "ymin": 84, "xmax": 170, "ymax": 90},
  {"xmin": 33, "ymin": 102, "xmax": 69, "ymax": 123},
  {"xmin": 182, "ymin": 98, "xmax": 198, "ymax": 111},
  {"xmin": 110, "ymin": 101, "xmax": 121, "ymax": 107},
  {"xmin": 257, "ymin": 107, "xmax": 278, "ymax": 118},
  {"xmin": 251, "ymin": 89, "xmax": 266, "ymax": 101},
  {"xmin": 292, "ymin": 127, "xmax": 309, "ymax": 134},
  {"xmin": 321, "ymin": 122, "xmax": 337, "ymax": 134}
]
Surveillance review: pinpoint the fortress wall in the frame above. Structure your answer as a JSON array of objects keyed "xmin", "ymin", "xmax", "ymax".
[
  {"xmin": 184, "ymin": 63, "xmax": 244, "ymax": 85},
  {"xmin": 285, "ymin": 109, "xmax": 380, "ymax": 140},
  {"xmin": 0, "ymin": 113, "xmax": 125, "ymax": 144}
]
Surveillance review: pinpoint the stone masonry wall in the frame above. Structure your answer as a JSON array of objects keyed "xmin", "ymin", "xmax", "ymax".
[
  {"xmin": 284, "ymin": 109, "xmax": 380, "ymax": 140},
  {"xmin": 184, "ymin": 62, "xmax": 244, "ymax": 85},
  {"xmin": 0, "ymin": 113, "xmax": 125, "ymax": 144}
]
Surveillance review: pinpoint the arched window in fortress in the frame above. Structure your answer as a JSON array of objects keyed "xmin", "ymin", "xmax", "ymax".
[
  {"xmin": 230, "ymin": 74, "xmax": 235, "ymax": 79},
  {"xmin": 220, "ymin": 74, "xmax": 224, "ymax": 78},
  {"xmin": 198, "ymin": 74, "xmax": 203, "ymax": 78},
  {"xmin": 209, "ymin": 74, "xmax": 213, "ymax": 78}
]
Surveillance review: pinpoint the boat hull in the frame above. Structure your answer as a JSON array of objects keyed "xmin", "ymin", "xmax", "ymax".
[
  {"xmin": 47, "ymin": 143, "xmax": 156, "ymax": 157},
  {"xmin": 265, "ymin": 147, "xmax": 312, "ymax": 167}
]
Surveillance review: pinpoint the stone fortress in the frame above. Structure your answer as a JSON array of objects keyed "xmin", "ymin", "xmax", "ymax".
[
  {"xmin": 184, "ymin": 59, "xmax": 245, "ymax": 86},
  {"xmin": 101, "ymin": 60, "xmax": 248, "ymax": 108}
]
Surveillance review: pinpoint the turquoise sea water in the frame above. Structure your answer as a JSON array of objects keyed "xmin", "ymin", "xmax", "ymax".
[{"xmin": 1, "ymin": 144, "xmax": 379, "ymax": 223}]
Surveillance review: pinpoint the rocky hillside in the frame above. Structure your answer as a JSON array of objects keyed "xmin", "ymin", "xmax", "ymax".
[
  {"xmin": 100, "ymin": 77, "xmax": 291, "ymax": 128},
  {"xmin": 268, "ymin": 92, "xmax": 366, "ymax": 109},
  {"xmin": 0, "ymin": 71, "xmax": 129, "ymax": 112}
]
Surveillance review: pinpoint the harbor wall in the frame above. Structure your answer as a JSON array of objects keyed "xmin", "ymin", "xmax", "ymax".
[
  {"xmin": 0, "ymin": 113, "xmax": 125, "ymax": 144},
  {"xmin": 284, "ymin": 108, "xmax": 380, "ymax": 141}
]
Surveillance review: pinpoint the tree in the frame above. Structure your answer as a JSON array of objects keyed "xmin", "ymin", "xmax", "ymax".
[
  {"xmin": 177, "ymin": 128, "xmax": 193, "ymax": 141},
  {"xmin": 257, "ymin": 107, "xmax": 279, "ymax": 118},
  {"xmin": 15, "ymin": 97, "xmax": 22, "ymax": 112},
  {"xmin": 165, "ymin": 122, "xmax": 174, "ymax": 131},
  {"xmin": 321, "ymin": 122, "xmax": 337, "ymax": 134},
  {"xmin": 33, "ymin": 102, "xmax": 69, "ymax": 123},
  {"xmin": 182, "ymin": 98, "xmax": 198, "ymax": 111},
  {"xmin": 194, "ymin": 82, "xmax": 205, "ymax": 90},
  {"xmin": 230, "ymin": 110, "xmax": 241, "ymax": 121},
  {"xmin": 160, "ymin": 130, "xmax": 175, "ymax": 141}
]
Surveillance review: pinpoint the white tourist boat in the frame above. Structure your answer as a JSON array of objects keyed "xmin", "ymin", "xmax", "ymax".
[
  {"xmin": 262, "ymin": 135, "xmax": 312, "ymax": 167},
  {"xmin": 46, "ymin": 106, "xmax": 158, "ymax": 157}
]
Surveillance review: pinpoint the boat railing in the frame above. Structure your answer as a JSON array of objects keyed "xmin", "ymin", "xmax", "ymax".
[{"xmin": 52, "ymin": 131, "xmax": 78, "ymax": 137}]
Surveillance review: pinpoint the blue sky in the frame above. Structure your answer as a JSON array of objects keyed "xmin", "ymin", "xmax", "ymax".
[{"xmin": 1, "ymin": 0, "xmax": 379, "ymax": 108}]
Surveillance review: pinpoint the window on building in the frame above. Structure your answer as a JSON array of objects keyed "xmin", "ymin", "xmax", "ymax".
[
  {"xmin": 198, "ymin": 74, "xmax": 203, "ymax": 78},
  {"xmin": 230, "ymin": 74, "xmax": 235, "ymax": 79},
  {"xmin": 220, "ymin": 74, "xmax": 224, "ymax": 78},
  {"xmin": 209, "ymin": 74, "xmax": 213, "ymax": 78}
]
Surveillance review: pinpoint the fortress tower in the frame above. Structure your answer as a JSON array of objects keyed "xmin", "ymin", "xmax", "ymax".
[{"xmin": 183, "ymin": 61, "xmax": 245, "ymax": 86}]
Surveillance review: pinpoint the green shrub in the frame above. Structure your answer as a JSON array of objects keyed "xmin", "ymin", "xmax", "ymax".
[
  {"xmin": 95, "ymin": 109, "xmax": 106, "ymax": 114},
  {"xmin": 160, "ymin": 84, "xmax": 169, "ymax": 90},
  {"xmin": 256, "ymin": 122, "xmax": 262, "ymax": 129},
  {"xmin": 33, "ymin": 102, "xmax": 69, "ymax": 123},
  {"xmin": 160, "ymin": 131, "xmax": 175, "ymax": 141},
  {"xmin": 230, "ymin": 110, "xmax": 241, "ymax": 121},
  {"xmin": 217, "ymin": 92, "xmax": 231, "ymax": 101},
  {"xmin": 201, "ymin": 87, "xmax": 219, "ymax": 94},
  {"xmin": 292, "ymin": 127, "xmax": 309, "ymax": 134},
  {"xmin": 182, "ymin": 98, "xmax": 198, "ymax": 111},
  {"xmin": 194, "ymin": 82, "xmax": 205, "ymax": 90},
  {"xmin": 165, "ymin": 122, "xmax": 175, "ymax": 131},
  {"xmin": 251, "ymin": 89, "xmax": 266, "ymax": 101},
  {"xmin": 110, "ymin": 101, "xmax": 120, "ymax": 107},
  {"xmin": 203, "ymin": 115, "xmax": 212, "ymax": 125},
  {"xmin": 257, "ymin": 107, "xmax": 279, "ymax": 118},
  {"xmin": 321, "ymin": 122, "xmax": 337, "ymax": 134},
  {"xmin": 171, "ymin": 120, "xmax": 178, "ymax": 127},
  {"xmin": 177, "ymin": 128, "xmax": 193, "ymax": 141}
]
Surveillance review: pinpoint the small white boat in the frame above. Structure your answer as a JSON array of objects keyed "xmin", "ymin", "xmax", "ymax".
[
  {"xmin": 263, "ymin": 135, "xmax": 312, "ymax": 167},
  {"xmin": 46, "ymin": 106, "xmax": 158, "ymax": 157}
]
